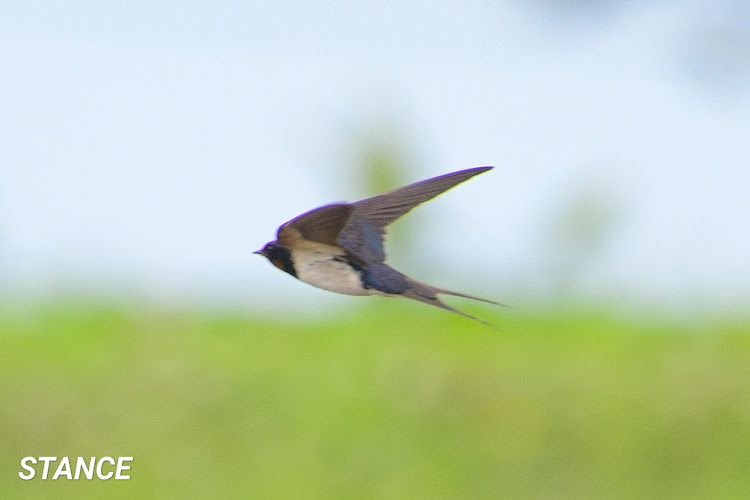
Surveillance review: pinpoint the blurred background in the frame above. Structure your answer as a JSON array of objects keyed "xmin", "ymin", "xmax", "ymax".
[{"xmin": 1, "ymin": 1, "xmax": 749, "ymax": 498}]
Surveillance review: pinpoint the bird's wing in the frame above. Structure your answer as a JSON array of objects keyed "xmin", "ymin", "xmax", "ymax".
[
  {"xmin": 277, "ymin": 203, "xmax": 354, "ymax": 248},
  {"xmin": 338, "ymin": 167, "xmax": 493, "ymax": 264}
]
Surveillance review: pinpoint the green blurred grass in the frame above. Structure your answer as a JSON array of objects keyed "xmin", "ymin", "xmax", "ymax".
[{"xmin": 1, "ymin": 301, "xmax": 749, "ymax": 498}]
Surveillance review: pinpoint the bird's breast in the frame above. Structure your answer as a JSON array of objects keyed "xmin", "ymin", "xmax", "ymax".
[{"xmin": 291, "ymin": 248, "xmax": 381, "ymax": 297}]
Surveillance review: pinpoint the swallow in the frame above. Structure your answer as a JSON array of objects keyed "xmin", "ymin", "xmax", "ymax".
[{"xmin": 255, "ymin": 166, "xmax": 499, "ymax": 326}]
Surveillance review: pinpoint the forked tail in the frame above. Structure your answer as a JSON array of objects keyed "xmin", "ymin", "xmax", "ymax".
[{"xmin": 402, "ymin": 279, "xmax": 501, "ymax": 328}]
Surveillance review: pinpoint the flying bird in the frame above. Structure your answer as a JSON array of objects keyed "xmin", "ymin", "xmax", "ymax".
[{"xmin": 255, "ymin": 166, "xmax": 499, "ymax": 326}]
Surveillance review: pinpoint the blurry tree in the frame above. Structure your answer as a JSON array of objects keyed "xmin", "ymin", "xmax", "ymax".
[
  {"xmin": 341, "ymin": 117, "xmax": 422, "ymax": 263},
  {"xmin": 542, "ymin": 179, "xmax": 624, "ymax": 300},
  {"xmin": 359, "ymin": 136, "xmax": 404, "ymax": 200}
]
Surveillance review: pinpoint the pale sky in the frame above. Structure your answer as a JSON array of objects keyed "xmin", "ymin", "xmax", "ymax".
[{"xmin": 1, "ymin": 1, "xmax": 749, "ymax": 314}]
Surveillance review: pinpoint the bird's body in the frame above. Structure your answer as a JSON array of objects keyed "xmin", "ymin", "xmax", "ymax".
[
  {"xmin": 255, "ymin": 166, "xmax": 498, "ymax": 326},
  {"xmin": 292, "ymin": 245, "xmax": 377, "ymax": 297}
]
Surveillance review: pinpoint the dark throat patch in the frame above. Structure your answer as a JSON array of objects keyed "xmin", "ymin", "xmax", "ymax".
[{"xmin": 268, "ymin": 245, "xmax": 297, "ymax": 278}]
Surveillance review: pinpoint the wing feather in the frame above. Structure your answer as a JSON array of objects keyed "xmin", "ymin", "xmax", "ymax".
[
  {"xmin": 338, "ymin": 167, "xmax": 492, "ymax": 263},
  {"xmin": 277, "ymin": 203, "xmax": 353, "ymax": 248},
  {"xmin": 275, "ymin": 167, "xmax": 492, "ymax": 266},
  {"xmin": 351, "ymin": 167, "xmax": 492, "ymax": 228}
]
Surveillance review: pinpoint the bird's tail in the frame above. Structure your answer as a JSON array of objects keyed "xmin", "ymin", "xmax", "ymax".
[{"xmin": 402, "ymin": 279, "xmax": 501, "ymax": 328}]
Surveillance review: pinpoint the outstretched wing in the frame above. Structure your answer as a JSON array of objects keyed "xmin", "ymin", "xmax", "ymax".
[{"xmin": 339, "ymin": 167, "xmax": 493, "ymax": 264}]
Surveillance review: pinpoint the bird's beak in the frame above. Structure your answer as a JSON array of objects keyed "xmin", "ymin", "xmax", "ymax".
[{"xmin": 253, "ymin": 249, "xmax": 262, "ymax": 255}]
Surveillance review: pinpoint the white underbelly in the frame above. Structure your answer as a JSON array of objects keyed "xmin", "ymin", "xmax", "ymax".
[{"xmin": 292, "ymin": 248, "xmax": 379, "ymax": 296}]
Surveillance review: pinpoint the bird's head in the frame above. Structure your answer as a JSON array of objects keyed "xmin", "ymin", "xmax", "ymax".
[
  {"xmin": 254, "ymin": 241, "xmax": 295, "ymax": 275},
  {"xmin": 253, "ymin": 241, "xmax": 278, "ymax": 259}
]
